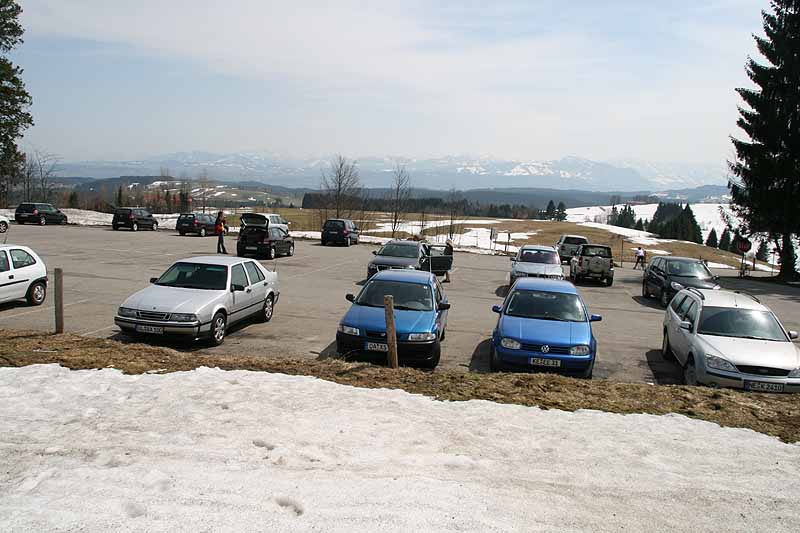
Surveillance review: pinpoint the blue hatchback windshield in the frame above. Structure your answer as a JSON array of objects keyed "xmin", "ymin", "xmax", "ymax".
[
  {"xmin": 356, "ymin": 280, "xmax": 433, "ymax": 311},
  {"xmin": 505, "ymin": 290, "xmax": 585, "ymax": 322},
  {"xmin": 156, "ymin": 262, "xmax": 228, "ymax": 290}
]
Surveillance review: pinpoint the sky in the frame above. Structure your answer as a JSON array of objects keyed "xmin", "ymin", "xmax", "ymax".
[{"xmin": 14, "ymin": 0, "xmax": 766, "ymax": 164}]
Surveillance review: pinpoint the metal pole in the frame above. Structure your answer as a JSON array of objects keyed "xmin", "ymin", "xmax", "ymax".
[
  {"xmin": 384, "ymin": 295, "xmax": 399, "ymax": 369},
  {"xmin": 54, "ymin": 268, "xmax": 64, "ymax": 334}
]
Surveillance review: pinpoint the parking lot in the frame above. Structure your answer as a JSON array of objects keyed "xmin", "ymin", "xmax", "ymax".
[{"xmin": 2, "ymin": 224, "xmax": 799, "ymax": 384}]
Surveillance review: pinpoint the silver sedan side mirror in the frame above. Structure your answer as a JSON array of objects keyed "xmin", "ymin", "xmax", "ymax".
[
  {"xmin": 789, "ymin": 330, "xmax": 798, "ymax": 340},
  {"xmin": 680, "ymin": 321, "xmax": 693, "ymax": 332}
]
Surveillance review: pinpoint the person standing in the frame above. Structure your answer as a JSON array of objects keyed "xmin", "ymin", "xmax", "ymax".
[
  {"xmin": 443, "ymin": 238, "xmax": 454, "ymax": 283},
  {"xmin": 633, "ymin": 246, "xmax": 645, "ymax": 270},
  {"xmin": 215, "ymin": 211, "xmax": 227, "ymax": 254}
]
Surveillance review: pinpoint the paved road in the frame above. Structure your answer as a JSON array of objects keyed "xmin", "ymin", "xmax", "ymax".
[{"xmin": 2, "ymin": 224, "xmax": 799, "ymax": 384}]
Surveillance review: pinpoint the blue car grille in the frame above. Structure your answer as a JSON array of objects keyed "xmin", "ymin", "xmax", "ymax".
[
  {"xmin": 366, "ymin": 330, "xmax": 388, "ymax": 339},
  {"xmin": 520, "ymin": 343, "xmax": 571, "ymax": 355}
]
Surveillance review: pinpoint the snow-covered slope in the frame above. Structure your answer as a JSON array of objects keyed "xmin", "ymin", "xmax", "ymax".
[{"xmin": 1, "ymin": 365, "xmax": 798, "ymax": 532}]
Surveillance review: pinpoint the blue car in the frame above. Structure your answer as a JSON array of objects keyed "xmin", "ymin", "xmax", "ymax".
[
  {"xmin": 490, "ymin": 278, "xmax": 601, "ymax": 378},
  {"xmin": 336, "ymin": 270, "xmax": 450, "ymax": 368}
]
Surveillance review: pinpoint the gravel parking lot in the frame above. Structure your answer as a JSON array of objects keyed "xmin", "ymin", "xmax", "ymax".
[{"xmin": 2, "ymin": 224, "xmax": 799, "ymax": 384}]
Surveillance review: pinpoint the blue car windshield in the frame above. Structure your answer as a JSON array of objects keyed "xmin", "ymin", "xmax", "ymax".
[
  {"xmin": 505, "ymin": 290, "xmax": 585, "ymax": 322},
  {"xmin": 156, "ymin": 262, "xmax": 228, "ymax": 290},
  {"xmin": 356, "ymin": 280, "xmax": 433, "ymax": 311}
]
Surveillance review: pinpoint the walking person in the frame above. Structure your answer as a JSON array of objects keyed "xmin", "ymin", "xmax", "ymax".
[
  {"xmin": 215, "ymin": 211, "xmax": 227, "ymax": 254},
  {"xmin": 443, "ymin": 238, "xmax": 454, "ymax": 283},
  {"xmin": 633, "ymin": 246, "xmax": 645, "ymax": 270}
]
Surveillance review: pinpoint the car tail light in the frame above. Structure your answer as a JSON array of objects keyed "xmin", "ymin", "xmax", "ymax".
[
  {"xmin": 343, "ymin": 229, "xmax": 349, "ymax": 236},
  {"xmin": 193, "ymin": 220, "xmax": 198, "ymax": 226},
  {"xmin": 129, "ymin": 213, "xmax": 135, "ymax": 220},
  {"xmin": 579, "ymin": 257, "xmax": 584, "ymax": 266},
  {"xmin": 32, "ymin": 209, "xmax": 38, "ymax": 215}
]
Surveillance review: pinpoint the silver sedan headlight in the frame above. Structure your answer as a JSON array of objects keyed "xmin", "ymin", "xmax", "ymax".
[
  {"xmin": 705, "ymin": 354, "xmax": 737, "ymax": 372},
  {"xmin": 788, "ymin": 368, "xmax": 800, "ymax": 378},
  {"xmin": 171, "ymin": 313, "xmax": 198, "ymax": 322},
  {"xmin": 118, "ymin": 307, "xmax": 137, "ymax": 318}
]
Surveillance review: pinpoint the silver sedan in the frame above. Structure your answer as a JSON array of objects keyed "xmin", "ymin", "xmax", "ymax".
[{"xmin": 115, "ymin": 256, "xmax": 279, "ymax": 345}]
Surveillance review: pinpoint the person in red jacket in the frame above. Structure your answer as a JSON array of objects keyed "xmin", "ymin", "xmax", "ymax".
[{"xmin": 215, "ymin": 211, "xmax": 227, "ymax": 254}]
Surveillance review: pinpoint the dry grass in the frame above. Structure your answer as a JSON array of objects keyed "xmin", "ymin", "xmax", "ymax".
[{"xmin": 2, "ymin": 329, "xmax": 799, "ymax": 443}]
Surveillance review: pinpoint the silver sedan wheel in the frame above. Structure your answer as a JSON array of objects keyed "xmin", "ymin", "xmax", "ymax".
[
  {"xmin": 263, "ymin": 296, "xmax": 274, "ymax": 322},
  {"xmin": 683, "ymin": 358, "xmax": 698, "ymax": 386},
  {"xmin": 212, "ymin": 314, "xmax": 226, "ymax": 344}
]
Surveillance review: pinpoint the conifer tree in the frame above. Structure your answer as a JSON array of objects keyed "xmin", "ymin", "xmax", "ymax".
[
  {"xmin": 705, "ymin": 228, "xmax": 719, "ymax": 248},
  {"xmin": 719, "ymin": 228, "xmax": 732, "ymax": 251},
  {"xmin": 729, "ymin": 0, "xmax": 800, "ymax": 279},
  {"xmin": 756, "ymin": 240, "xmax": 769, "ymax": 261},
  {"xmin": 555, "ymin": 201, "xmax": 567, "ymax": 221},
  {"xmin": 545, "ymin": 200, "xmax": 556, "ymax": 219}
]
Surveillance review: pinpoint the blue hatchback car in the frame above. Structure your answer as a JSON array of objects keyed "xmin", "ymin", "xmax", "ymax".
[
  {"xmin": 490, "ymin": 278, "xmax": 601, "ymax": 378},
  {"xmin": 336, "ymin": 270, "xmax": 450, "ymax": 368}
]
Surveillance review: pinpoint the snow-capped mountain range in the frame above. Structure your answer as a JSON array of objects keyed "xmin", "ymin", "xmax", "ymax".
[{"xmin": 57, "ymin": 152, "xmax": 727, "ymax": 192}]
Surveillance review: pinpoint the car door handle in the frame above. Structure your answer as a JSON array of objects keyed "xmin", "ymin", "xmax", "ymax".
[
  {"xmin": 8, "ymin": 275, "xmax": 13, "ymax": 279},
  {"xmin": 246, "ymin": 288, "xmax": 252, "ymax": 293}
]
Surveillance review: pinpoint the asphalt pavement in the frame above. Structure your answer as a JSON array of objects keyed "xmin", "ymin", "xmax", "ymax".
[{"xmin": 2, "ymin": 224, "xmax": 799, "ymax": 384}]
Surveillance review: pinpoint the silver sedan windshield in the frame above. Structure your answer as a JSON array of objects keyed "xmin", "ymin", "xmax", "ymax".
[{"xmin": 156, "ymin": 262, "xmax": 228, "ymax": 291}]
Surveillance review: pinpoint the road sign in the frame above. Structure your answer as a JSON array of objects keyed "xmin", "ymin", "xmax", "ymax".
[{"xmin": 735, "ymin": 237, "xmax": 752, "ymax": 254}]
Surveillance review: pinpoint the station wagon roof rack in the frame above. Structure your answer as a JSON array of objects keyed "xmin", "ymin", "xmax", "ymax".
[
  {"xmin": 685, "ymin": 287, "xmax": 705, "ymax": 300},
  {"xmin": 734, "ymin": 290, "xmax": 760, "ymax": 303}
]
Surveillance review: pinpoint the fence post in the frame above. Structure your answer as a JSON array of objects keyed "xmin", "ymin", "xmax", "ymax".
[
  {"xmin": 384, "ymin": 295, "xmax": 399, "ymax": 369},
  {"xmin": 54, "ymin": 268, "xmax": 64, "ymax": 334},
  {"xmin": 620, "ymin": 237, "xmax": 624, "ymax": 268}
]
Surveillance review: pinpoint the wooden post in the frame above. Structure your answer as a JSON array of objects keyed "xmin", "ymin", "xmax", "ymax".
[
  {"xmin": 384, "ymin": 295, "xmax": 399, "ymax": 369},
  {"xmin": 620, "ymin": 237, "xmax": 624, "ymax": 268},
  {"xmin": 54, "ymin": 268, "xmax": 64, "ymax": 334}
]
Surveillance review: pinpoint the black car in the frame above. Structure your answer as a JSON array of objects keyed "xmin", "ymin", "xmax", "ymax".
[
  {"xmin": 321, "ymin": 219, "xmax": 360, "ymax": 246},
  {"xmin": 177, "ymin": 213, "xmax": 216, "ymax": 236},
  {"xmin": 642, "ymin": 256, "xmax": 720, "ymax": 307},
  {"xmin": 112, "ymin": 207, "xmax": 158, "ymax": 231},
  {"xmin": 367, "ymin": 240, "xmax": 453, "ymax": 278},
  {"xmin": 237, "ymin": 213, "xmax": 295, "ymax": 259},
  {"xmin": 14, "ymin": 203, "xmax": 68, "ymax": 226}
]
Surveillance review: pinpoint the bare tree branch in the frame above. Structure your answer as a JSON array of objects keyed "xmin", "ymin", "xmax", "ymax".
[
  {"xmin": 387, "ymin": 162, "xmax": 411, "ymax": 238},
  {"xmin": 320, "ymin": 154, "xmax": 361, "ymax": 219}
]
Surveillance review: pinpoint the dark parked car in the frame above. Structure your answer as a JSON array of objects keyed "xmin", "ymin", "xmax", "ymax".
[
  {"xmin": 321, "ymin": 219, "xmax": 360, "ymax": 246},
  {"xmin": 112, "ymin": 207, "xmax": 158, "ymax": 231},
  {"xmin": 237, "ymin": 213, "xmax": 295, "ymax": 259},
  {"xmin": 177, "ymin": 213, "xmax": 216, "ymax": 236},
  {"xmin": 642, "ymin": 256, "xmax": 721, "ymax": 307},
  {"xmin": 367, "ymin": 240, "xmax": 453, "ymax": 278},
  {"xmin": 14, "ymin": 203, "xmax": 68, "ymax": 226}
]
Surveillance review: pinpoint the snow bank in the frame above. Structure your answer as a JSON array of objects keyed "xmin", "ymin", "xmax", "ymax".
[{"xmin": 1, "ymin": 364, "xmax": 798, "ymax": 532}]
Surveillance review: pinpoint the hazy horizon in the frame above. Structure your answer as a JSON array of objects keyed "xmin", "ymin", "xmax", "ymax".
[{"xmin": 16, "ymin": 1, "xmax": 763, "ymax": 167}]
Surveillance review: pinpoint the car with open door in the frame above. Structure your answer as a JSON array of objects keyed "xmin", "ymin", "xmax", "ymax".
[
  {"xmin": 238, "ymin": 222, "xmax": 294, "ymax": 260},
  {"xmin": 336, "ymin": 269, "xmax": 450, "ymax": 368},
  {"xmin": 0, "ymin": 245, "xmax": 48, "ymax": 307},
  {"xmin": 367, "ymin": 240, "xmax": 453, "ymax": 278},
  {"xmin": 115, "ymin": 255, "xmax": 279, "ymax": 346},
  {"xmin": 14, "ymin": 203, "xmax": 68, "ymax": 226}
]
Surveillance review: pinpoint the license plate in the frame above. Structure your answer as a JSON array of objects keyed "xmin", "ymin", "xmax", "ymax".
[
  {"xmin": 136, "ymin": 325, "xmax": 163, "ymax": 334},
  {"xmin": 531, "ymin": 357, "xmax": 560, "ymax": 367},
  {"xmin": 328, "ymin": 231, "xmax": 338, "ymax": 234},
  {"xmin": 366, "ymin": 342, "xmax": 389, "ymax": 352},
  {"xmin": 246, "ymin": 246, "xmax": 257, "ymax": 250},
  {"xmin": 745, "ymin": 381, "xmax": 784, "ymax": 393}
]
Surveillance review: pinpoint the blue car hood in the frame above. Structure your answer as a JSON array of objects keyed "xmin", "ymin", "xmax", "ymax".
[
  {"xmin": 343, "ymin": 304, "xmax": 436, "ymax": 334},
  {"xmin": 499, "ymin": 315, "xmax": 591, "ymax": 345}
]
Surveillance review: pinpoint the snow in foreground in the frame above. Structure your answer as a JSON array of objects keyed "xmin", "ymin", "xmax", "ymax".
[{"xmin": 1, "ymin": 365, "xmax": 798, "ymax": 532}]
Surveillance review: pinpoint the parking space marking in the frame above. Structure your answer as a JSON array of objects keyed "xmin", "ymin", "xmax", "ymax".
[
  {"xmin": 80, "ymin": 325, "xmax": 117, "ymax": 337},
  {"xmin": 0, "ymin": 299, "xmax": 92, "ymax": 320},
  {"xmin": 283, "ymin": 258, "xmax": 365, "ymax": 279}
]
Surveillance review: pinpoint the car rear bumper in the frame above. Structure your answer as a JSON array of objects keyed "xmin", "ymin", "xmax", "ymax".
[
  {"xmin": 114, "ymin": 317, "xmax": 212, "ymax": 339},
  {"xmin": 237, "ymin": 243, "xmax": 271, "ymax": 256},
  {"xmin": 336, "ymin": 332, "xmax": 438, "ymax": 362},
  {"xmin": 698, "ymin": 367, "xmax": 800, "ymax": 393},
  {"xmin": 493, "ymin": 344, "xmax": 594, "ymax": 376}
]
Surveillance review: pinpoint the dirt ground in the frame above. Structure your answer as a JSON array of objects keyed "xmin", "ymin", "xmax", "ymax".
[{"xmin": 2, "ymin": 329, "xmax": 798, "ymax": 444}]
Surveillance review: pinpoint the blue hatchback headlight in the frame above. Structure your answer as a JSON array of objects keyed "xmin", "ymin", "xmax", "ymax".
[
  {"xmin": 501, "ymin": 338, "xmax": 521, "ymax": 350},
  {"xmin": 338, "ymin": 324, "xmax": 360, "ymax": 336},
  {"xmin": 569, "ymin": 345, "xmax": 591, "ymax": 356},
  {"xmin": 408, "ymin": 332, "xmax": 436, "ymax": 341}
]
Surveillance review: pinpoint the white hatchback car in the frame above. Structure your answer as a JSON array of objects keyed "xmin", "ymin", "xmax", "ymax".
[
  {"xmin": 662, "ymin": 287, "xmax": 800, "ymax": 393},
  {"xmin": 0, "ymin": 245, "xmax": 48, "ymax": 306},
  {"xmin": 0, "ymin": 213, "xmax": 9, "ymax": 233}
]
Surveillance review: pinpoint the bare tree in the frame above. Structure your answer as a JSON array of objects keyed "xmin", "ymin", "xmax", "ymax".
[
  {"xmin": 320, "ymin": 154, "xmax": 361, "ymax": 219},
  {"xmin": 24, "ymin": 150, "xmax": 59, "ymax": 202},
  {"xmin": 446, "ymin": 187, "xmax": 465, "ymax": 240},
  {"xmin": 387, "ymin": 163, "xmax": 411, "ymax": 238}
]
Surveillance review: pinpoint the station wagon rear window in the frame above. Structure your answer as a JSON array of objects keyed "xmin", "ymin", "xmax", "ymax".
[
  {"xmin": 563, "ymin": 237, "xmax": 588, "ymax": 245},
  {"xmin": 324, "ymin": 220, "xmax": 345, "ymax": 230}
]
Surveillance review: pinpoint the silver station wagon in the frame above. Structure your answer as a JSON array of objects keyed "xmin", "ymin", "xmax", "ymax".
[{"xmin": 115, "ymin": 256, "xmax": 279, "ymax": 345}]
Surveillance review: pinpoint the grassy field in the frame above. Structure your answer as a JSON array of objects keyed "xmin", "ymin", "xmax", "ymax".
[{"xmin": 228, "ymin": 207, "xmax": 766, "ymax": 270}]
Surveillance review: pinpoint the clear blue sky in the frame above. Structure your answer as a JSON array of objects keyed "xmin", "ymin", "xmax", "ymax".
[{"xmin": 15, "ymin": 0, "xmax": 765, "ymax": 163}]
